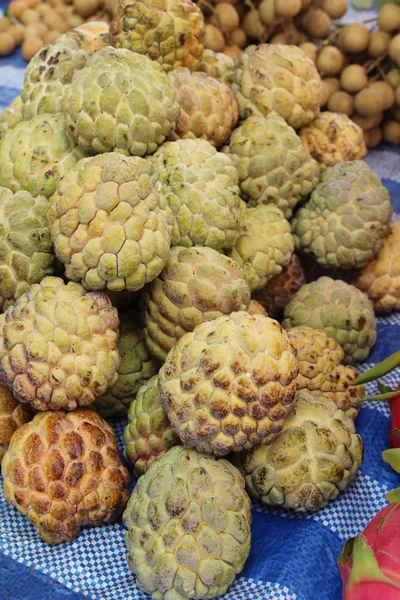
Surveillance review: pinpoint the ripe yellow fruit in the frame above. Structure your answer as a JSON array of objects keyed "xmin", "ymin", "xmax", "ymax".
[
  {"xmin": 300, "ymin": 42, "xmax": 318, "ymax": 63},
  {"xmin": 322, "ymin": 0, "xmax": 348, "ymax": 19},
  {"xmin": 369, "ymin": 81, "xmax": 395, "ymax": 111},
  {"xmin": 316, "ymin": 46, "xmax": 344, "ymax": 76},
  {"xmin": 340, "ymin": 65, "xmax": 368, "ymax": 93},
  {"xmin": 320, "ymin": 77, "xmax": 341, "ymax": 106},
  {"xmin": 275, "ymin": 0, "xmax": 301, "ymax": 18},
  {"xmin": 339, "ymin": 23, "xmax": 370, "ymax": 53},
  {"xmin": 352, "ymin": 112, "xmax": 383, "ymax": 132},
  {"xmin": 378, "ymin": 3, "xmax": 400, "ymax": 33},
  {"xmin": 368, "ymin": 31, "xmax": 390, "ymax": 58},
  {"xmin": 243, "ymin": 9, "xmax": 268, "ymax": 39},
  {"xmin": 389, "ymin": 35, "xmax": 400, "ymax": 67},
  {"xmin": 0, "ymin": 32, "xmax": 16, "ymax": 56},
  {"xmin": 383, "ymin": 120, "xmax": 400, "ymax": 145},
  {"xmin": 258, "ymin": 0, "xmax": 276, "ymax": 26},
  {"xmin": 354, "ymin": 88, "xmax": 384, "ymax": 117},
  {"xmin": 302, "ymin": 8, "xmax": 331, "ymax": 39},
  {"xmin": 8, "ymin": 0, "xmax": 26, "ymax": 18},
  {"xmin": 230, "ymin": 27, "xmax": 247, "ymax": 48},
  {"xmin": 363, "ymin": 126, "xmax": 382, "ymax": 149},
  {"xmin": 327, "ymin": 90, "xmax": 354, "ymax": 115},
  {"xmin": 386, "ymin": 69, "xmax": 400, "ymax": 89},
  {"xmin": 21, "ymin": 35, "xmax": 43, "ymax": 60},
  {"xmin": 204, "ymin": 24, "xmax": 225, "ymax": 52}
]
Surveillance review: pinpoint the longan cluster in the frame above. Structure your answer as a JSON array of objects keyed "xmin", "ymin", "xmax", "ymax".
[{"xmin": 1, "ymin": 0, "xmax": 110, "ymax": 60}]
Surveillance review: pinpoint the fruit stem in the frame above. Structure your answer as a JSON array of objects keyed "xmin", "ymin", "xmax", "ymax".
[{"xmin": 354, "ymin": 351, "xmax": 400, "ymax": 384}]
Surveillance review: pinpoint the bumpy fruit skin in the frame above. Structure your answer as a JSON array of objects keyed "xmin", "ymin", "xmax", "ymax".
[
  {"xmin": 299, "ymin": 112, "xmax": 367, "ymax": 170},
  {"xmin": 237, "ymin": 392, "xmax": 363, "ymax": 512},
  {"xmin": 232, "ymin": 44, "xmax": 322, "ymax": 129},
  {"xmin": 168, "ymin": 68, "xmax": 239, "ymax": 147},
  {"xmin": 151, "ymin": 139, "xmax": 241, "ymax": 250},
  {"xmin": 0, "ymin": 95, "xmax": 22, "ymax": 140},
  {"xmin": 252, "ymin": 254, "xmax": 305, "ymax": 319},
  {"xmin": 110, "ymin": 0, "xmax": 204, "ymax": 72},
  {"xmin": 0, "ymin": 114, "xmax": 87, "ymax": 199},
  {"xmin": 283, "ymin": 276, "xmax": 377, "ymax": 365},
  {"xmin": 292, "ymin": 161, "xmax": 393, "ymax": 270},
  {"xmin": 228, "ymin": 204, "xmax": 294, "ymax": 292},
  {"xmin": 0, "ymin": 386, "xmax": 32, "ymax": 463},
  {"xmin": 0, "ymin": 277, "xmax": 120, "ymax": 411},
  {"xmin": 222, "ymin": 114, "xmax": 320, "ymax": 218},
  {"xmin": 21, "ymin": 38, "xmax": 88, "ymax": 121},
  {"xmin": 248, "ymin": 300, "xmax": 268, "ymax": 316},
  {"xmin": 197, "ymin": 49, "xmax": 235, "ymax": 84},
  {"xmin": 2, "ymin": 410, "xmax": 130, "ymax": 544},
  {"xmin": 123, "ymin": 376, "xmax": 179, "ymax": 475},
  {"xmin": 0, "ymin": 188, "xmax": 55, "ymax": 312},
  {"xmin": 62, "ymin": 47, "xmax": 180, "ymax": 156},
  {"xmin": 353, "ymin": 222, "xmax": 400, "ymax": 314},
  {"xmin": 66, "ymin": 22, "xmax": 110, "ymax": 52},
  {"xmin": 142, "ymin": 246, "xmax": 251, "ymax": 361},
  {"xmin": 123, "ymin": 446, "xmax": 251, "ymax": 599},
  {"xmin": 92, "ymin": 311, "xmax": 159, "ymax": 417},
  {"xmin": 49, "ymin": 153, "xmax": 173, "ymax": 292},
  {"xmin": 287, "ymin": 326, "xmax": 364, "ymax": 418},
  {"xmin": 159, "ymin": 312, "xmax": 298, "ymax": 456}
]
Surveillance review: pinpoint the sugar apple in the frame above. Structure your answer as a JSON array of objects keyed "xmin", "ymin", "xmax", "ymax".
[
  {"xmin": 231, "ymin": 44, "xmax": 322, "ymax": 129},
  {"xmin": 283, "ymin": 276, "xmax": 377, "ymax": 365},
  {"xmin": 287, "ymin": 326, "xmax": 364, "ymax": 418},
  {"xmin": 0, "ymin": 113, "xmax": 87, "ymax": 199},
  {"xmin": 109, "ymin": 0, "xmax": 204, "ymax": 72},
  {"xmin": 0, "ymin": 188, "xmax": 55, "ymax": 312},
  {"xmin": 353, "ymin": 222, "xmax": 400, "ymax": 314},
  {"xmin": 252, "ymin": 254, "xmax": 305, "ymax": 319},
  {"xmin": 0, "ymin": 277, "xmax": 120, "ymax": 411},
  {"xmin": 150, "ymin": 139, "xmax": 241, "ymax": 250},
  {"xmin": 197, "ymin": 49, "xmax": 235, "ymax": 84},
  {"xmin": 237, "ymin": 392, "xmax": 363, "ymax": 512},
  {"xmin": 92, "ymin": 311, "xmax": 159, "ymax": 417},
  {"xmin": 228, "ymin": 204, "xmax": 294, "ymax": 292},
  {"xmin": 123, "ymin": 446, "xmax": 251, "ymax": 599},
  {"xmin": 21, "ymin": 37, "xmax": 88, "ymax": 121},
  {"xmin": 2, "ymin": 409, "xmax": 130, "ymax": 544},
  {"xmin": 0, "ymin": 386, "xmax": 32, "ymax": 463},
  {"xmin": 141, "ymin": 246, "xmax": 251, "ymax": 361},
  {"xmin": 222, "ymin": 113, "xmax": 320, "ymax": 218},
  {"xmin": 248, "ymin": 300, "xmax": 268, "ymax": 316},
  {"xmin": 299, "ymin": 112, "xmax": 367, "ymax": 171},
  {"xmin": 124, "ymin": 376, "xmax": 179, "ymax": 476},
  {"xmin": 159, "ymin": 312, "xmax": 298, "ymax": 456},
  {"xmin": 65, "ymin": 21, "xmax": 110, "ymax": 52},
  {"xmin": 292, "ymin": 161, "xmax": 393, "ymax": 270},
  {"xmin": 0, "ymin": 95, "xmax": 22, "ymax": 140},
  {"xmin": 49, "ymin": 153, "xmax": 173, "ymax": 292},
  {"xmin": 168, "ymin": 68, "xmax": 239, "ymax": 148},
  {"xmin": 62, "ymin": 47, "xmax": 180, "ymax": 156}
]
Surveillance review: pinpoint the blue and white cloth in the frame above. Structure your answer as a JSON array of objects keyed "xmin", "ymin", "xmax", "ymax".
[{"xmin": 1, "ymin": 2, "xmax": 400, "ymax": 598}]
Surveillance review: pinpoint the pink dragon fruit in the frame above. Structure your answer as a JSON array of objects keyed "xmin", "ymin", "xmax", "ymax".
[{"xmin": 339, "ymin": 502, "xmax": 400, "ymax": 599}]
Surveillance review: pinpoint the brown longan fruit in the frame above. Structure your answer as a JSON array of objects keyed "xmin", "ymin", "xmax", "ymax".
[
  {"xmin": 8, "ymin": 24, "xmax": 24, "ymax": 44},
  {"xmin": 73, "ymin": 0, "xmax": 98, "ymax": 18},
  {"xmin": 378, "ymin": 3, "xmax": 400, "ymax": 33},
  {"xmin": 223, "ymin": 44, "xmax": 242, "ymax": 60},
  {"xmin": 21, "ymin": 35, "xmax": 43, "ymax": 60},
  {"xmin": 275, "ymin": 0, "xmax": 301, "ymax": 18},
  {"xmin": 243, "ymin": 9, "xmax": 268, "ymax": 40},
  {"xmin": 320, "ymin": 77, "xmax": 341, "ymax": 106},
  {"xmin": 230, "ymin": 27, "xmax": 247, "ymax": 49},
  {"xmin": 328, "ymin": 90, "xmax": 354, "ymax": 115},
  {"xmin": 316, "ymin": 46, "xmax": 344, "ymax": 76},
  {"xmin": 386, "ymin": 69, "xmax": 400, "ymax": 89},
  {"xmin": 301, "ymin": 0, "xmax": 312, "ymax": 8},
  {"xmin": 67, "ymin": 14, "xmax": 84, "ymax": 26},
  {"xmin": 395, "ymin": 85, "xmax": 400, "ymax": 107},
  {"xmin": 389, "ymin": 35, "xmax": 400, "ymax": 67},
  {"xmin": 369, "ymin": 81, "xmax": 395, "ymax": 111},
  {"xmin": 322, "ymin": 0, "xmax": 348, "ymax": 19},
  {"xmin": 0, "ymin": 32, "xmax": 16, "ymax": 56},
  {"xmin": 8, "ymin": 0, "xmax": 26, "ymax": 18},
  {"xmin": 258, "ymin": 0, "xmax": 276, "ymax": 26},
  {"xmin": 302, "ymin": 8, "xmax": 331, "ymax": 39},
  {"xmin": 352, "ymin": 112, "xmax": 383, "ymax": 131},
  {"xmin": 36, "ymin": 3, "xmax": 52, "ymax": 16},
  {"xmin": 363, "ymin": 127, "xmax": 382, "ymax": 149},
  {"xmin": 340, "ymin": 65, "xmax": 368, "ymax": 93},
  {"xmin": 26, "ymin": 0, "xmax": 39, "ymax": 7},
  {"xmin": 0, "ymin": 17, "xmax": 11, "ymax": 32},
  {"xmin": 368, "ymin": 31, "xmax": 390, "ymax": 58},
  {"xmin": 270, "ymin": 33, "xmax": 288, "ymax": 44},
  {"xmin": 43, "ymin": 30, "xmax": 61, "ymax": 44},
  {"xmin": 339, "ymin": 23, "xmax": 370, "ymax": 54},
  {"xmin": 204, "ymin": 24, "xmax": 225, "ymax": 52},
  {"xmin": 300, "ymin": 42, "xmax": 318, "ymax": 63},
  {"xmin": 213, "ymin": 0, "xmax": 238, "ymax": 4},
  {"xmin": 210, "ymin": 3, "xmax": 239, "ymax": 33},
  {"xmin": 391, "ymin": 106, "xmax": 400, "ymax": 121},
  {"xmin": 383, "ymin": 120, "xmax": 400, "ymax": 145},
  {"xmin": 354, "ymin": 88, "xmax": 384, "ymax": 117},
  {"xmin": 20, "ymin": 9, "xmax": 41, "ymax": 24}
]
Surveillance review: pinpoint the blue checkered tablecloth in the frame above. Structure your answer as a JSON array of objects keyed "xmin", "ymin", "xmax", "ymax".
[{"xmin": 1, "ymin": 2, "xmax": 400, "ymax": 599}]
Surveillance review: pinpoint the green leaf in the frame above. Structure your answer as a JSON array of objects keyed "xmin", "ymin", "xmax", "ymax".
[
  {"xmin": 382, "ymin": 448, "xmax": 400, "ymax": 473},
  {"xmin": 386, "ymin": 487, "xmax": 400, "ymax": 502}
]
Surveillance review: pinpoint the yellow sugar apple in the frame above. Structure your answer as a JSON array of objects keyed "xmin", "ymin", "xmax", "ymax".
[
  {"xmin": 0, "ymin": 95, "xmax": 22, "ymax": 140},
  {"xmin": 197, "ymin": 49, "xmax": 236, "ymax": 83},
  {"xmin": 65, "ymin": 21, "xmax": 110, "ymax": 52},
  {"xmin": 0, "ymin": 385, "xmax": 32, "ymax": 463},
  {"xmin": 158, "ymin": 312, "xmax": 299, "ymax": 456},
  {"xmin": 248, "ymin": 300, "xmax": 268, "ymax": 316}
]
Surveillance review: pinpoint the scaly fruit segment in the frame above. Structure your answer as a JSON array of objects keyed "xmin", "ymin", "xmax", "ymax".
[{"xmin": 339, "ymin": 503, "xmax": 400, "ymax": 600}]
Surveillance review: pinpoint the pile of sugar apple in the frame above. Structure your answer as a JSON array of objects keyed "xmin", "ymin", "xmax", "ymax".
[{"xmin": 0, "ymin": 1, "xmax": 398, "ymax": 599}]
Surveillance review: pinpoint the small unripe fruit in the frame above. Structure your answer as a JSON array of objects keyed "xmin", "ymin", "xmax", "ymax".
[
  {"xmin": 275, "ymin": 0, "xmax": 301, "ymax": 18},
  {"xmin": 223, "ymin": 44, "xmax": 242, "ymax": 60},
  {"xmin": 369, "ymin": 81, "xmax": 395, "ymax": 111},
  {"xmin": 340, "ymin": 65, "xmax": 368, "ymax": 93},
  {"xmin": 302, "ymin": 8, "xmax": 331, "ymax": 39},
  {"xmin": 8, "ymin": 0, "xmax": 26, "ymax": 18},
  {"xmin": 354, "ymin": 88, "xmax": 384, "ymax": 117},
  {"xmin": 210, "ymin": 3, "xmax": 239, "ymax": 33},
  {"xmin": 20, "ymin": 9, "xmax": 40, "ymax": 24},
  {"xmin": 243, "ymin": 9, "xmax": 268, "ymax": 39},
  {"xmin": 322, "ymin": 0, "xmax": 348, "ymax": 19},
  {"xmin": 328, "ymin": 90, "xmax": 354, "ymax": 115},
  {"xmin": 320, "ymin": 77, "xmax": 341, "ymax": 106},
  {"xmin": 368, "ymin": 31, "xmax": 390, "ymax": 58},
  {"xmin": 0, "ymin": 32, "xmax": 16, "ymax": 56},
  {"xmin": 352, "ymin": 112, "xmax": 383, "ymax": 131},
  {"xmin": 230, "ymin": 27, "xmax": 247, "ymax": 48},
  {"xmin": 204, "ymin": 24, "xmax": 225, "ymax": 52},
  {"xmin": 386, "ymin": 69, "xmax": 400, "ymax": 89},
  {"xmin": 339, "ymin": 23, "xmax": 370, "ymax": 54},
  {"xmin": 21, "ymin": 36, "xmax": 43, "ymax": 60},
  {"xmin": 73, "ymin": 0, "xmax": 98, "ymax": 18},
  {"xmin": 363, "ymin": 127, "xmax": 382, "ymax": 149},
  {"xmin": 258, "ymin": 0, "xmax": 276, "ymax": 26},
  {"xmin": 316, "ymin": 46, "xmax": 344, "ymax": 76},
  {"xmin": 383, "ymin": 120, "xmax": 400, "ymax": 145},
  {"xmin": 8, "ymin": 24, "xmax": 24, "ymax": 44},
  {"xmin": 378, "ymin": 3, "xmax": 400, "ymax": 33},
  {"xmin": 389, "ymin": 35, "xmax": 400, "ymax": 67},
  {"xmin": 300, "ymin": 42, "xmax": 318, "ymax": 63}
]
